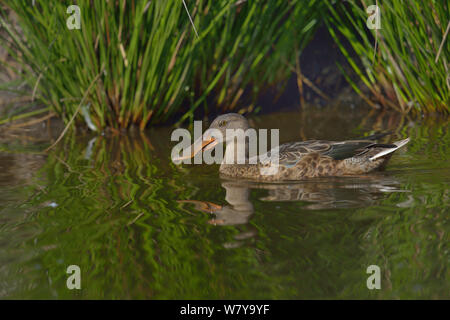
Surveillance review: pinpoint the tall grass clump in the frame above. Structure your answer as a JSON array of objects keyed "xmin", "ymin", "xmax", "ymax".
[
  {"xmin": 325, "ymin": 0, "xmax": 449, "ymax": 114},
  {"xmin": 0, "ymin": 0, "xmax": 323, "ymax": 130}
]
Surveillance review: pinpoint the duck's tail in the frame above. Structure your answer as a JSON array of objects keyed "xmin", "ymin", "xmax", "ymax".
[{"xmin": 369, "ymin": 138, "xmax": 410, "ymax": 161}]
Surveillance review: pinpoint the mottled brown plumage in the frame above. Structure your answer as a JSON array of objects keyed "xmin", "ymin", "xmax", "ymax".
[{"xmin": 180, "ymin": 113, "xmax": 410, "ymax": 181}]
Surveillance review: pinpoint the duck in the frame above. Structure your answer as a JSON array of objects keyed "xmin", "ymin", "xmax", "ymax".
[{"xmin": 175, "ymin": 113, "xmax": 410, "ymax": 181}]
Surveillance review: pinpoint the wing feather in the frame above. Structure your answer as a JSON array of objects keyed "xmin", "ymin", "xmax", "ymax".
[{"xmin": 254, "ymin": 139, "xmax": 392, "ymax": 168}]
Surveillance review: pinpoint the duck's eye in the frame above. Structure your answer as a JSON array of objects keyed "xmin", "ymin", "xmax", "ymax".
[{"xmin": 219, "ymin": 120, "xmax": 227, "ymax": 127}]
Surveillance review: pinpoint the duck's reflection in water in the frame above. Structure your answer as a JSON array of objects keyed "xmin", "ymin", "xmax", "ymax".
[
  {"xmin": 179, "ymin": 174, "xmax": 406, "ymax": 245},
  {"xmin": 252, "ymin": 175, "xmax": 407, "ymax": 210}
]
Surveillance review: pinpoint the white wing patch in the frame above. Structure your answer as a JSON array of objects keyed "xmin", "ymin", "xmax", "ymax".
[{"xmin": 369, "ymin": 138, "xmax": 410, "ymax": 161}]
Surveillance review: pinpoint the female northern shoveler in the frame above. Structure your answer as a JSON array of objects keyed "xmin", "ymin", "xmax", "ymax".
[{"xmin": 176, "ymin": 113, "xmax": 410, "ymax": 181}]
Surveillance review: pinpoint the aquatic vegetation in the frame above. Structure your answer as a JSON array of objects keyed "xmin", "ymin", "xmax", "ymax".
[
  {"xmin": 325, "ymin": 0, "xmax": 450, "ymax": 114},
  {"xmin": 0, "ymin": 0, "xmax": 323, "ymax": 129}
]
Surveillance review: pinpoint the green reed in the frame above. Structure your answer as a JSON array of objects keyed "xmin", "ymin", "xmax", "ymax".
[
  {"xmin": 325, "ymin": 0, "xmax": 449, "ymax": 114},
  {"xmin": 0, "ymin": 0, "xmax": 323, "ymax": 129}
]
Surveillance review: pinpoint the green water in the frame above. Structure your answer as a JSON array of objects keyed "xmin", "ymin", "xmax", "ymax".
[{"xmin": 0, "ymin": 108, "xmax": 448, "ymax": 299}]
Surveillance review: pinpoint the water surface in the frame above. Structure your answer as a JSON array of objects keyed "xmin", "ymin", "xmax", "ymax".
[{"xmin": 0, "ymin": 107, "xmax": 448, "ymax": 299}]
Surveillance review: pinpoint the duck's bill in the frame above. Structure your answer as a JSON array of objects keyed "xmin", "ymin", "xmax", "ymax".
[{"xmin": 174, "ymin": 135, "xmax": 218, "ymax": 161}]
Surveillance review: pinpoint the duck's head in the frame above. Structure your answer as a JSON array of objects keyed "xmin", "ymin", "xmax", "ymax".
[
  {"xmin": 177, "ymin": 113, "xmax": 249, "ymax": 160},
  {"xmin": 208, "ymin": 113, "xmax": 249, "ymax": 138}
]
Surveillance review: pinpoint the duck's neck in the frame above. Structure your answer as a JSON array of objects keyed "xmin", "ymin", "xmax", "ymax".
[
  {"xmin": 222, "ymin": 138, "xmax": 249, "ymax": 165},
  {"xmin": 219, "ymin": 140, "xmax": 262, "ymax": 178},
  {"xmin": 219, "ymin": 136, "xmax": 265, "ymax": 179}
]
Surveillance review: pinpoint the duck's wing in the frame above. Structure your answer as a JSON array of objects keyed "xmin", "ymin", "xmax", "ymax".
[
  {"xmin": 255, "ymin": 138, "xmax": 397, "ymax": 168},
  {"xmin": 277, "ymin": 141, "xmax": 332, "ymax": 167},
  {"xmin": 321, "ymin": 140, "xmax": 385, "ymax": 160},
  {"xmin": 250, "ymin": 140, "xmax": 331, "ymax": 168},
  {"xmin": 274, "ymin": 140, "xmax": 397, "ymax": 167}
]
